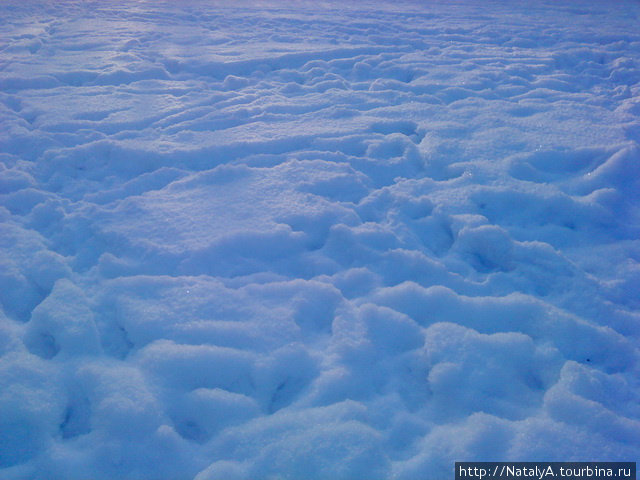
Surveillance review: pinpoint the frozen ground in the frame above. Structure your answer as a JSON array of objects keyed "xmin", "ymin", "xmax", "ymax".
[{"xmin": 1, "ymin": 0, "xmax": 640, "ymax": 478}]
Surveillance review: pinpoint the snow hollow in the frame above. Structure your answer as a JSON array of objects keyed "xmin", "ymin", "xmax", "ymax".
[{"xmin": 1, "ymin": 0, "xmax": 639, "ymax": 478}]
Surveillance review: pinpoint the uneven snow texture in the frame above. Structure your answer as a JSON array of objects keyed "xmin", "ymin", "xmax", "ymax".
[{"xmin": 1, "ymin": 0, "xmax": 640, "ymax": 478}]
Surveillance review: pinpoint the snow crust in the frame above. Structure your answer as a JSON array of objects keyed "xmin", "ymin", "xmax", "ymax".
[{"xmin": 1, "ymin": 0, "xmax": 640, "ymax": 478}]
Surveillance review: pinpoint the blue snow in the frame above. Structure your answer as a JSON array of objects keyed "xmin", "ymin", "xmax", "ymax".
[{"xmin": 1, "ymin": 0, "xmax": 639, "ymax": 478}]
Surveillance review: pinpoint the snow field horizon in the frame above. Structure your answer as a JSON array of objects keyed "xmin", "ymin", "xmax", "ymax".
[{"xmin": 1, "ymin": 0, "xmax": 639, "ymax": 478}]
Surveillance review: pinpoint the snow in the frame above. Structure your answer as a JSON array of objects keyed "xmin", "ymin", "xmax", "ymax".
[{"xmin": 1, "ymin": 0, "xmax": 640, "ymax": 478}]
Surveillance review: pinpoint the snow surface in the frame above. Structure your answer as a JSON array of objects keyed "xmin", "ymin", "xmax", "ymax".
[{"xmin": 1, "ymin": 0, "xmax": 640, "ymax": 478}]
